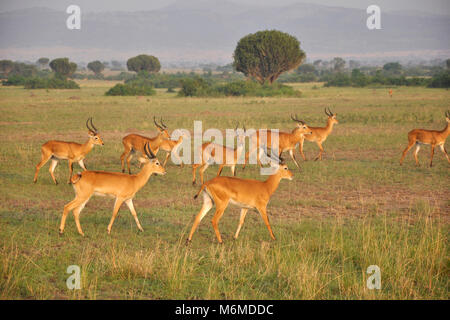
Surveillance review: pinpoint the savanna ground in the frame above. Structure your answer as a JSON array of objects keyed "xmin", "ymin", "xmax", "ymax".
[{"xmin": 0, "ymin": 81, "xmax": 448, "ymax": 299}]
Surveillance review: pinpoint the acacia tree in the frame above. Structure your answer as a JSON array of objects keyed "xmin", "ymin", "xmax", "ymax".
[
  {"xmin": 37, "ymin": 57, "xmax": 49, "ymax": 69},
  {"xmin": 127, "ymin": 54, "xmax": 161, "ymax": 74},
  {"xmin": 233, "ymin": 30, "xmax": 305, "ymax": 84},
  {"xmin": 49, "ymin": 58, "xmax": 77, "ymax": 79},
  {"xmin": 332, "ymin": 57, "xmax": 346, "ymax": 72},
  {"xmin": 87, "ymin": 60, "xmax": 105, "ymax": 76}
]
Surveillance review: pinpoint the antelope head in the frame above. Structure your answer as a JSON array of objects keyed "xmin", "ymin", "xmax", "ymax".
[
  {"xmin": 325, "ymin": 107, "xmax": 338, "ymax": 124},
  {"xmin": 291, "ymin": 114, "xmax": 312, "ymax": 136},
  {"xmin": 86, "ymin": 117, "xmax": 104, "ymax": 145},
  {"xmin": 154, "ymin": 116, "xmax": 170, "ymax": 138}
]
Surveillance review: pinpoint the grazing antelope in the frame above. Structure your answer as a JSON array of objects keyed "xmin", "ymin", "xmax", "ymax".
[
  {"xmin": 298, "ymin": 108, "xmax": 338, "ymax": 161},
  {"xmin": 400, "ymin": 111, "xmax": 450, "ymax": 167},
  {"xmin": 192, "ymin": 125, "xmax": 246, "ymax": 185},
  {"xmin": 243, "ymin": 115, "xmax": 312, "ymax": 170},
  {"xmin": 120, "ymin": 117, "xmax": 169, "ymax": 174},
  {"xmin": 33, "ymin": 118, "xmax": 104, "ymax": 185},
  {"xmin": 187, "ymin": 159, "xmax": 293, "ymax": 244},
  {"xmin": 60, "ymin": 143, "xmax": 166, "ymax": 236}
]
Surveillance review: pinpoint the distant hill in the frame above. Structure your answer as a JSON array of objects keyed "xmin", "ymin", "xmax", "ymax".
[{"xmin": 0, "ymin": 0, "xmax": 449, "ymax": 63}]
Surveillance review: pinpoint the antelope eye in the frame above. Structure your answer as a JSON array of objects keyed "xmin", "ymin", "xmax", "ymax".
[{"xmin": 284, "ymin": 167, "xmax": 288, "ymax": 170}]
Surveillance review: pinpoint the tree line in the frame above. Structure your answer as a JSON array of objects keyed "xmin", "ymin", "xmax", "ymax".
[{"xmin": 1, "ymin": 29, "xmax": 449, "ymax": 91}]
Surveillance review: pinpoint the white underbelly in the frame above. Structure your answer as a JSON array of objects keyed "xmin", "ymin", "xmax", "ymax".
[{"xmin": 229, "ymin": 198, "xmax": 254, "ymax": 209}]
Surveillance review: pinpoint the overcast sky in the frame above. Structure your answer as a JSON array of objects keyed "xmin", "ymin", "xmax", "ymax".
[{"xmin": 1, "ymin": 0, "xmax": 449, "ymax": 15}]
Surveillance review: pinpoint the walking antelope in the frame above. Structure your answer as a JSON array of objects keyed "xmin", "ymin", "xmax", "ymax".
[
  {"xmin": 60, "ymin": 143, "xmax": 166, "ymax": 236},
  {"xmin": 120, "ymin": 117, "xmax": 169, "ymax": 174},
  {"xmin": 33, "ymin": 118, "xmax": 103, "ymax": 185},
  {"xmin": 192, "ymin": 125, "xmax": 246, "ymax": 185},
  {"xmin": 187, "ymin": 158, "xmax": 293, "ymax": 244},
  {"xmin": 400, "ymin": 111, "xmax": 450, "ymax": 167},
  {"xmin": 243, "ymin": 115, "xmax": 312, "ymax": 170},
  {"xmin": 160, "ymin": 132, "xmax": 187, "ymax": 168},
  {"xmin": 298, "ymin": 108, "xmax": 338, "ymax": 161}
]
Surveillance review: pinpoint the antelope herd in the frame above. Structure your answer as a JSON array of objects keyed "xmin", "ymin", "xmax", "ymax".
[{"xmin": 33, "ymin": 109, "xmax": 450, "ymax": 243}]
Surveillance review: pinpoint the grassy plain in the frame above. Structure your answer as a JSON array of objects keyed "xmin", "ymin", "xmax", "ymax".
[{"xmin": 0, "ymin": 81, "xmax": 448, "ymax": 299}]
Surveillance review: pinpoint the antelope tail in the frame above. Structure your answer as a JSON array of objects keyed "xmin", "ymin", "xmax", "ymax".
[
  {"xmin": 193, "ymin": 184, "xmax": 206, "ymax": 199},
  {"xmin": 71, "ymin": 172, "xmax": 82, "ymax": 184}
]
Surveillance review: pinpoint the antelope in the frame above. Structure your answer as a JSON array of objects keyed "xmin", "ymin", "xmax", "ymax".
[
  {"xmin": 33, "ymin": 118, "xmax": 104, "ymax": 185},
  {"xmin": 400, "ymin": 111, "xmax": 450, "ymax": 167},
  {"xmin": 120, "ymin": 117, "xmax": 169, "ymax": 174},
  {"xmin": 187, "ymin": 158, "xmax": 293, "ymax": 244},
  {"xmin": 243, "ymin": 115, "xmax": 312, "ymax": 170},
  {"xmin": 160, "ymin": 132, "xmax": 187, "ymax": 168},
  {"xmin": 192, "ymin": 125, "xmax": 246, "ymax": 185},
  {"xmin": 298, "ymin": 108, "xmax": 338, "ymax": 161},
  {"xmin": 60, "ymin": 143, "xmax": 166, "ymax": 236}
]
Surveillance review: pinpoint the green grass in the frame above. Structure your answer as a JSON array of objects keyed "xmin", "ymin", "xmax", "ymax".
[{"xmin": 0, "ymin": 81, "xmax": 448, "ymax": 299}]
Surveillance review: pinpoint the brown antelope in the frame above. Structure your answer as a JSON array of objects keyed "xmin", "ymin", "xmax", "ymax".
[
  {"xmin": 187, "ymin": 159, "xmax": 293, "ymax": 244},
  {"xmin": 60, "ymin": 143, "xmax": 166, "ymax": 236},
  {"xmin": 298, "ymin": 108, "xmax": 338, "ymax": 161},
  {"xmin": 400, "ymin": 111, "xmax": 450, "ymax": 167},
  {"xmin": 160, "ymin": 131, "xmax": 187, "ymax": 168},
  {"xmin": 120, "ymin": 117, "xmax": 169, "ymax": 174},
  {"xmin": 192, "ymin": 125, "xmax": 246, "ymax": 185},
  {"xmin": 243, "ymin": 115, "xmax": 312, "ymax": 170},
  {"xmin": 33, "ymin": 118, "xmax": 104, "ymax": 185}
]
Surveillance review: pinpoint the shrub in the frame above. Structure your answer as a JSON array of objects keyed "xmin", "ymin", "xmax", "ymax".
[
  {"xmin": 105, "ymin": 83, "xmax": 156, "ymax": 96},
  {"xmin": 178, "ymin": 78, "xmax": 210, "ymax": 97},
  {"xmin": 23, "ymin": 78, "xmax": 80, "ymax": 89},
  {"xmin": 178, "ymin": 79, "xmax": 300, "ymax": 97},
  {"xmin": 2, "ymin": 75, "xmax": 28, "ymax": 86},
  {"xmin": 428, "ymin": 71, "xmax": 450, "ymax": 88}
]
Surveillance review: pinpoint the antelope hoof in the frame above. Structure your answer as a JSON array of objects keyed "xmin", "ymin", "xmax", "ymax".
[
  {"xmin": 185, "ymin": 239, "xmax": 191, "ymax": 246},
  {"xmin": 138, "ymin": 227, "xmax": 144, "ymax": 232},
  {"xmin": 54, "ymin": 180, "xmax": 58, "ymax": 185}
]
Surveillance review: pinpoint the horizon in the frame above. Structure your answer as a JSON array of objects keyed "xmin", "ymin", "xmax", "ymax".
[{"xmin": 0, "ymin": 1, "xmax": 449, "ymax": 64}]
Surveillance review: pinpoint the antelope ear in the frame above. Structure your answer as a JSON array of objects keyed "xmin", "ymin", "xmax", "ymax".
[{"xmin": 88, "ymin": 131, "xmax": 94, "ymax": 136}]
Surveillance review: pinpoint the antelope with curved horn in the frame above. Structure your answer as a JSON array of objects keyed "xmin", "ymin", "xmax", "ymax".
[
  {"xmin": 192, "ymin": 124, "xmax": 246, "ymax": 185},
  {"xmin": 33, "ymin": 117, "xmax": 104, "ymax": 185},
  {"xmin": 187, "ymin": 156, "xmax": 293, "ymax": 244},
  {"xmin": 120, "ymin": 116, "xmax": 169, "ymax": 174},
  {"xmin": 60, "ymin": 143, "xmax": 166, "ymax": 236},
  {"xmin": 298, "ymin": 107, "xmax": 338, "ymax": 161},
  {"xmin": 400, "ymin": 111, "xmax": 450, "ymax": 167},
  {"xmin": 243, "ymin": 115, "xmax": 312, "ymax": 170}
]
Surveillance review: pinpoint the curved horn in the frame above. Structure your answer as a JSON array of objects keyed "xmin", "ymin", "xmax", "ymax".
[
  {"xmin": 446, "ymin": 110, "xmax": 450, "ymax": 118},
  {"xmin": 291, "ymin": 114, "xmax": 305, "ymax": 125},
  {"xmin": 327, "ymin": 107, "xmax": 334, "ymax": 116},
  {"xmin": 160, "ymin": 117, "xmax": 167, "ymax": 129},
  {"xmin": 243, "ymin": 123, "xmax": 246, "ymax": 132},
  {"xmin": 154, "ymin": 116, "xmax": 163, "ymax": 130},
  {"xmin": 235, "ymin": 122, "xmax": 239, "ymax": 131},
  {"xmin": 86, "ymin": 117, "xmax": 93, "ymax": 132},
  {"xmin": 90, "ymin": 117, "xmax": 98, "ymax": 133},
  {"xmin": 144, "ymin": 142, "xmax": 156, "ymax": 159},
  {"xmin": 324, "ymin": 108, "xmax": 331, "ymax": 117}
]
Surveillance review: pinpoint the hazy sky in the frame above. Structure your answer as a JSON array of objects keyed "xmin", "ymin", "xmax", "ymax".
[{"xmin": 1, "ymin": 0, "xmax": 449, "ymax": 15}]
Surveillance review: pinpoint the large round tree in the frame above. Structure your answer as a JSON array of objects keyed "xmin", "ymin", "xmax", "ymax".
[
  {"xmin": 233, "ymin": 30, "xmax": 305, "ymax": 84},
  {"xmin": 49, "ymin": 58, "xmax": 77, "ymax": 79},
  {"xmin": 127, "ymin": 54, "xmax": 161, "ymax": 74},
  {"xmin": 87, "ymin": 60, "xmax": 105, "ymax": 76}
]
